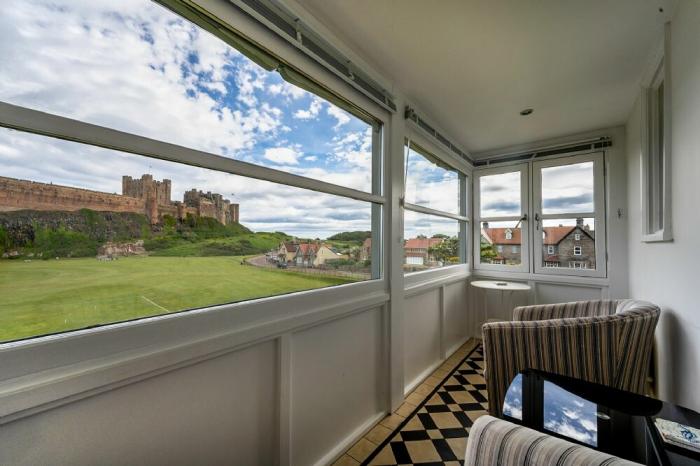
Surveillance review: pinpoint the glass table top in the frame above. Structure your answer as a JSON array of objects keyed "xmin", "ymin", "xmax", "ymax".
[{"xmin": 502, "ymin": 370, "xmax": 700, "ymax": 465}]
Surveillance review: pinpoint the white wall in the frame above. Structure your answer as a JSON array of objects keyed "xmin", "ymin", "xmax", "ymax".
[{"xmin": 625, "ymin": 0, "xmax": 700, "ymax": 409}]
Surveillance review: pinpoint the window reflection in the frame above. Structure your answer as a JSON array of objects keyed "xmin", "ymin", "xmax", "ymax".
[{"xmin": 543, "ymin": 381, "xmax": 598, "ymax": 447}]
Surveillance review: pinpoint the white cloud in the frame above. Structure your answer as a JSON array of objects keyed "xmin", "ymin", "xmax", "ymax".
[
  {"xmin": 264, "ymin": 147, "xmax": 301, "ymax": 165},
  {"xmin": 327, "ymin": 105, "xmax": 351, "ymax": 127},
  {"xmin": 0, "ymin": 0, "xmax": 377, "ymax": 239},
  {"xmin": 0, "ymin": 0, "xmax": 283, "ymax": 158},
  {"xmin": 268, "ymin": 81, "xmax": 307, "ymax": 100},
  {"xmin": 293, "ymin": 97, "xmax": 323, "ymax": 120}
]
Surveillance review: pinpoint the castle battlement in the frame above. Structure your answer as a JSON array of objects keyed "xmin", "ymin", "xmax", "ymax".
[{"xmin": 0, "ymin": 174, "xmax": 239, "ymax": 225}]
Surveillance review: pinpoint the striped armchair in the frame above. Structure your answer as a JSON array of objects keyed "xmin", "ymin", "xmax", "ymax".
[
  {"xmin": 482, "ymin": 299, "xmax": 660, "ymax": 417},
  {"xmin": 464, "ymin": 415, "xmax": 642, "ymax": 465}
]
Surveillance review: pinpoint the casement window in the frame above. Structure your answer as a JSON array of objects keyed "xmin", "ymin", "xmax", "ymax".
[
  {"xmin": 641, "ymin": 22, "xmax": 672, "ymax": 242},
  {"xmin": 474, "ymin": 152, "xmax": 606, "ymax": 278},
  {"xmin": 533, "ymin": 152, "xmax": 606, "ymax": 277},
  {"xmin": 0, "ymin": 0, "xmax": 385, "ymax": 343},
  {"xmin": 474, "ymin": 164, "xmax": 529, "ymax": 273},
  {"xmin": 403, "ymin": 141, "xmax": 469, "ymax": 274}
]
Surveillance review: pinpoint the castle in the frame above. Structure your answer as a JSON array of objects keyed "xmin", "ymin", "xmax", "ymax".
[{"xmin": 0, "ymin": 174, "xmax": 239, "ymax": 226}]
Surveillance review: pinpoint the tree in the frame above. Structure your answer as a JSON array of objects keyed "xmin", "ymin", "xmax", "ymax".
[
  {"xmin": 431, "ymin": 233, "xmax": 448, "ymax": 239},
  {"xmin": 429, "ymin": 237, "xmax": 459, "ymax": 264},
  {"xmin": 480, "ymin": 238, "xmax": 497, "ymax": 262}
]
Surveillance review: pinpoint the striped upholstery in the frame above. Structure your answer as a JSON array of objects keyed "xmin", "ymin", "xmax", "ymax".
[
  {"xmin": 482, "ymin": 299, "xmax": 660, "ymax": 417},
  {"xmin": 464, "ymin": 415, "xmax": 642, "ymax": 465}
]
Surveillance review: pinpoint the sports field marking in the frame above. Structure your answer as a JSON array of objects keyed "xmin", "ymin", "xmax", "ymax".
[{"xmin": 141, "ymin": 295, "xmax": 169, "ymax": 312}]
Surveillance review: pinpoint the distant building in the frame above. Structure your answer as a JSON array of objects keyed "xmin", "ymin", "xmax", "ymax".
[
  {"xmin": 360, "ymin": 238, "xmax": 372, "ymax": 262},
  {"xmin": 481, "ymin": 218, "xmax": 595, "ymax": 269},
  {"xmin": 278, "ymin": 241, "xmax": 347, "ymax": 267},
  {"xmin": 404, "ymin": 237, "xmax": 444, "ymax": 266},
  {"xmin": 0, "ymin": 174, "xmax": 240, "ymax": 227}
]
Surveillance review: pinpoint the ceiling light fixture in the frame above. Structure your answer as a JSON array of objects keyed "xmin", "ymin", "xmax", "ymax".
[{"xmin": 520, "ymin": 108, "xmax": 534, "ymax": 116}]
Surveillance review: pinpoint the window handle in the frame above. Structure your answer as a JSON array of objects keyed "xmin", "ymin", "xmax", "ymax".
[
  {"xmin": 535, "ymin": 213, "xmax": 541, "ymax": 230},
  {"xmin": 514, "ymin": 213, "xmax": 528, "ymax": 229}
]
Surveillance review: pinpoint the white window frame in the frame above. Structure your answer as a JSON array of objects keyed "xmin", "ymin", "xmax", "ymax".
[
  {"xmin": 641, "ymin": 22, "xmax": 672, "ymax": 242},
  {"xmin": 532, "ymin": 152, "xmax": 607, "ymax": 278},
  {"xmin": 0, "ymin": 0, "xmax": 393, "ymax": 403},
  {"xmin": 402, "ymin": 132, "xmax": 471, "ymax": 279},
  {"xmin": 573, "ymin": 246, "xmax": 582, "ymax": 256},
  {"xmin": 547, "ymin": 245, "xmax": 555, "ymax": 255},
  {"xmin": 473, "ymin": 163, "xmax": 529, "ymax": 273}
]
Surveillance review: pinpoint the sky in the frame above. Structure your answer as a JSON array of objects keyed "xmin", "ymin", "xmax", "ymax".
[
  {"xmin": 480, "ymin": 162, "xmax": 595, "ymax": 219},
  {"xmin": 0, "ymin": 0, "xmax": 390, "ymax": 239},
  {"xmin": 0, "ymin": 0, "xmax": 591, "ymax": 240}
]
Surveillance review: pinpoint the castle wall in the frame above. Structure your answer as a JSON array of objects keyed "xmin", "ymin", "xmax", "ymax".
[
  {"xmin": 1, "ymin": 175, "xmax": 239, "ymax": 226},
  {"xmin": 0, "ymin": 176, "xmax": 145, "ymax": 215}
]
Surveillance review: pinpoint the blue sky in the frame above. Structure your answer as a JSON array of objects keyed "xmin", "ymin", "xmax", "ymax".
[{"xmin": 0, "ymin": 0, "xmax": 390, "ymax": 238}]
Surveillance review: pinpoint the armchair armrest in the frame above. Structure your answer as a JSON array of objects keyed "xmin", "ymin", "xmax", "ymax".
[
  {"xmin": 465, "ymin": 416, "xmax": 642, "ymax": 465},
  {"xmin": 513, "ymin": 300, "xmax": 619, "ymax": 321}
]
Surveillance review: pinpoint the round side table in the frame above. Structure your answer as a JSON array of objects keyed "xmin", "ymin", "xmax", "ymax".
[{"xmin": 470, "ymin": 280, "xmax": 531, "ymax": 322}]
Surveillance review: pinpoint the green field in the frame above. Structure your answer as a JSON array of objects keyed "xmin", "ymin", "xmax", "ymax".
[{"xmin": 0, "ymin": 256, "xmax": 356, "ymax": 342}]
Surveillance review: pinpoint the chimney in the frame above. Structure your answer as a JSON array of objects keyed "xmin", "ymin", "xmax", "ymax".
[
  {"xmin": 482, "ymin": 221, "xmax": 489, "ymax": 229},
  {"xmin": 576, "ymin": 217, "xmax": 584, "ymax": 228}
]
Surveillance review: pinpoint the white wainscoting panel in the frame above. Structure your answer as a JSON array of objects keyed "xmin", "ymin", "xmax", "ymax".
[
  {"xmin": 0, "ymin": 340, "xmax": 277, "ymax": 466},
  {"xmin": 403, "ymin": 289, "xmax": 442, "ymax": 392},
  {"xmin": 289, "ymin": 307, "xmax": 384, "ymax": 466},
  {"xmin": 443, "ymin": 281, "xmax": 470, "ymax": 354}
]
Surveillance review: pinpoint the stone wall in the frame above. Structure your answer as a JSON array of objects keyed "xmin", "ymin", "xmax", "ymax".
[
  {"xmin": 0, "ymin": 176, "xmax": 144, "ymax": 216},
  {"xmin": 0, "ymin": 175, "xmax": 239, "ymax": 226}
]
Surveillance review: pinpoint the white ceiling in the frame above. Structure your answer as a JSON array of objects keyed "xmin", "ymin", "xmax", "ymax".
[{"xmin": 292, "ymin": 0, "xmax": 672, "ymax": 154}]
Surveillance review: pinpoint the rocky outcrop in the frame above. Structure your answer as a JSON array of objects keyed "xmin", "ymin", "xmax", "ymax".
[{"xmin": 97, "ymin": 240, "xmax": 146, "ymax": 259}]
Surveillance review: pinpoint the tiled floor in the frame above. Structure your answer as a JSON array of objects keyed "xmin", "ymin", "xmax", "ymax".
[{"xmin": 333, "ymin": 339, "xmax": 487, "ymax": 466}]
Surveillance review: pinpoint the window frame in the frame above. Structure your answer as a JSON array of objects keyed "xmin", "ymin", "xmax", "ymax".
[
  {"xmin": 401, "ymin": 132, "xmax": 471, "ymax": 278},
  {"xmin": 532, "ymin": 152, "xmax": 607, "ymax": 278},
  {"xmin": 0, "ymin": 0, "xmax": 390, "ymax": 348},
  {"xmin": 473, "ymin": 163, "xmax": 530, "ymax": 274},
  {"xmin": 641, "ymin": 22, "xmax": 672, "ymax": 243}
]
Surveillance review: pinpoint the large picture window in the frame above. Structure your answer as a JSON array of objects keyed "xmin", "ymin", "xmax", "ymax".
[
  {"xmin": 403, "ymin": 142, "xmax": 468, "ymax": 274},
  {"xmin": 0, "ymin": 0, "xmax": 383, "ymax": 343}
]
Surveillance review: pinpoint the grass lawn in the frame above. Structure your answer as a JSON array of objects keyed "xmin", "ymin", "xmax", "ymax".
[{"xmin": 0, "ymin": 256, "xmax": 356, "ymax": 343}]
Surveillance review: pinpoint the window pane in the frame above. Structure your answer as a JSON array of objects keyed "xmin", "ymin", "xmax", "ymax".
[
  {"xmin": 480, "ymin": 220, "xmax": 521, "ymax": 265},
  {"xmin": 403, "ymin": 210, "xmax": 460, "ymax": 273},
  {"xmin": 0, "ymin": 129, "xmax": 374, "ymax": 343},
  {"xmin": 405, "ymin": 146, "xmax": 459, "ymax": 214},
  {"xmin": 0, "ymin": 0, "xmax": 373, "ymax": 192},
  {"xmin": 541, "ymin": 218, "xmax": 596, "ymax": 270},
  {"xmin": 541, "ymin": 162, "xmax": 594, "ymax": 215},
  {"xmin": 479, "ymin": 172, "xmax": 521, "ymax": 217}
]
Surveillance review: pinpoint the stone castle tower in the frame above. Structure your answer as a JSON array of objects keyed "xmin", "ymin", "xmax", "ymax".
[
  {"xmin": 122, "ymin": 174, "xmax": 172, "ymax": 224},
  {"xmin": 183, "ymin": 189, "xmax": 240, "ymax": 224}
]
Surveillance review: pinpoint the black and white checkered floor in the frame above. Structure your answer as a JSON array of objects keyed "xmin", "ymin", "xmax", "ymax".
[{"xmin": 361, "ymin": 345, "xmax": 487, "ymax": 466}]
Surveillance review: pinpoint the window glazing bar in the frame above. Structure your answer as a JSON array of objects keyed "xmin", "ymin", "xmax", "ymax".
[
  {"xmin": 403, "ymin": 202, "xmax": 469, "ymax": 222},
  {"xmin": 0, "ymin": 102, "xmax": 385, "ymax": 205}
]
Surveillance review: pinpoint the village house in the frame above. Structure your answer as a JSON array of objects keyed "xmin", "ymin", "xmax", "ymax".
[
  {"xmin": 277, "ymin": 241, "xmax": 298, "ymax": 264},
  {"xmin": 481, "ymin": 218, "xmax": 595, "ymax": 269},
  {"xmin": 403, "ymin": 237, "xmax": 444, "ymax": 267},
  {"xmin": 360, "ymin": 238, "xmax": 372, "ymax": 262},
  {"xmin": 278, "ymin": 241, "xmax": 347, "ymax": 268},
  {"xmin": 542, "ymin": 218, "xmax": 596, "ymax": 269}
]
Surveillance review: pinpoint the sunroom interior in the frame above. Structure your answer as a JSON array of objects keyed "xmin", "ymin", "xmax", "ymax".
[{"xmin": 0, "ymin": 0, "xmax": 698, "ymax": 465}]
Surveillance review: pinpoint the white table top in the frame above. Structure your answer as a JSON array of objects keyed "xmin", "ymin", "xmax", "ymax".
[{"xmin": 470, "ymin": 280, "xmax": 531, "ymax": 291}]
